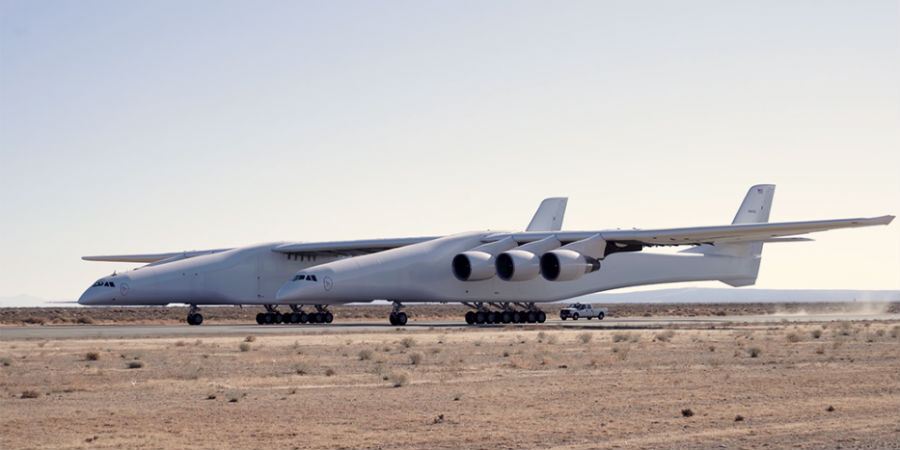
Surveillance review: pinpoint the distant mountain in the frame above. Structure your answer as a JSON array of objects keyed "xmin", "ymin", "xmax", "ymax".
[
  {"xmin": 574, "ymin": 288, "xmax": 900, "ymax": 304},
  {"xmin": 1, "ymin": 288, "xmax": 897, "ymax": 308},
  {"xmin": 0, "ymin": 295, "xmax": 77, "ymax": 308}
]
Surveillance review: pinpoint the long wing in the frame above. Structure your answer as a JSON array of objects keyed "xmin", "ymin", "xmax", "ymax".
[
  {"xmin": 272, "ymin": 237, "xmax": 440, "ymax": 256},
  {"xmin": 489, "ymin": 215, "xmax": 894, "ymax": 247},
  {"xmin": 82, "ymin": 248, "xmax": 233, "ymax": 263}
]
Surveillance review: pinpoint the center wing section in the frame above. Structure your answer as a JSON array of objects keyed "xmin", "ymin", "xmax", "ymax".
[
  {"xmin": 488, "ymin": 215, "xmax": 894, "ymax": 251},
  {"xmin": 272, "ymin": 237, "xmax": 440, "ymax": 257}
]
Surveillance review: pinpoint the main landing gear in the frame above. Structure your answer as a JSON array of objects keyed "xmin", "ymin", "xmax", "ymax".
[
  {"xmin": 388, "ymin": 301, "xmax": 408, "ymax": 326},
  {"xmin": 187, "ymin": 304, "xmax": 203, "ymax": 325},
  {"xmin": 255, "ymin": 305, "xmax": 333, "ymax": 325},
  {"xmin": 462, "ymin": 302, "xmax": 546, "ymax": 325}
]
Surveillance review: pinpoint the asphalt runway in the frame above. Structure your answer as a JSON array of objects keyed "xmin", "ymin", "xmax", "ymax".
[{"xmin": 1, "ymin": 312, "xmax": 897, "ymax": 340}]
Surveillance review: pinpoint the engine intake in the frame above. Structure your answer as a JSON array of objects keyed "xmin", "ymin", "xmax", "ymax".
[
  {"xmin": 540, "ymin": 249, "xmax": 601, "ymax": 281},
  {"xmin": 496, "ymin": 250, "xmax": 541, "ymax": 281},
  {"xmin": 452, "ymin": 251, "xmax": 495, "ymax": 281}
]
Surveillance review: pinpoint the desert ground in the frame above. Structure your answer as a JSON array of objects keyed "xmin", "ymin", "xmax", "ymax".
[{"xmin": 1, "ymin": 304, "xmax": 898, "ymax": 449}]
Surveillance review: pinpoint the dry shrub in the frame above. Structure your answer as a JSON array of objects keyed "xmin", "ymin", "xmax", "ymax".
[
  {"xmin": 174, "ymin": 341, "xmax": 187, "ymax": 347},
  {"xmin": 734, "ymin": 415, "xmax": 744, "ymax": 422},
  {"xmin": 748, "ymin": 347, "xmax": 762, "ymax": 358},
  {"xmin": 358, "ymin": 349, "xmax": 373, "ymax": 361},
  {"xmin": 891, "ymin": 325, "xmax": 900, "ymax": 339},
  {"xmin": 400, "ymin": 337, "xmax": 415, "ymax": 348},
  {"xmin": 244, "ymin": 336, "xmax": 256, "ymax": 342},
  {"xmin": 578, "ymin": 332, "xmax": 593, "ymax": 344},
  {"xmin": 389, "ymin": 371, "xmax": 409, "ymax": 387},
  {"xmin": 21, "ymin": 390, "xmax": 41, "ymax": 399},
  {"xmin": 239, "ymin": 343, "xmax": 251, "ymax": 352},
  {"xmin": 85, "ymin": 351, "xmax": 100, "ymax": 361},
  {"xmin": 0, "ymin": 357, "xmax": 11, "ymax": 366},
  {"xmin": 325, "ymin": 368, "xmax": 336, "ymax": 377},
  {"xmin": 293, "ymin": 362, "xmax": 310, "ymax": 375},
  {"xmin": 127, "ymin": 361, "xmax": 144, "ymax": 369},
  {"xmin": 226, "ymin": 390, "xmax": 243, "ymax": 403},
  {"xmin": 76, "ymin": 316, "xmax": 94, "ymax": 324},
  {"xmin": 612, "ymin": 334, "xmax": 629, "ymax": 343},
  {"xmin": 656, "ymin": 330, "xmax": 675, "ymax": 342},
  {"xmin": 786, "ymin": 333, "xmax": 801, "ymax": 343},
  {"xmin": 409, "ymin": 352, "xmax": 423, "ymax": 365},
  {"xmin": 545, "ymin": 334, "xmax": 558, "ymax": 345},
  {"xmin": 681, "ymin": 408, "xmax": 694, "ymax": 417}
]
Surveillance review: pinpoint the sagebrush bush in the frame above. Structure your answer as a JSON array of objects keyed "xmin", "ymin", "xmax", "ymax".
[
  {"xmin": 85, "ymin": 351, "xmax": 100, "ymax": 361},
  {"xmin": 389, "ymin": 371, "xmax": 409, "ymax": 387}
]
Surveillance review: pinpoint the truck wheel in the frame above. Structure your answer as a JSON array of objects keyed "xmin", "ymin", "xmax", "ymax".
[
  {"xmin": 572, "ymin": 313, "xmax": 579, "ymax": 320},
  {"xmin": 587, "ymin": 316, "xmax": 592, "ymax": 320},
  {"xmin": 598, "ymin": 312, "xmax": 605, "ymax": 320}
]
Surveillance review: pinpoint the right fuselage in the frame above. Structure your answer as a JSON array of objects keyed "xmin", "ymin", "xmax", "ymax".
[{"xmin": 77, "ymin": 243, "xmax": 341, "ymax": 306}]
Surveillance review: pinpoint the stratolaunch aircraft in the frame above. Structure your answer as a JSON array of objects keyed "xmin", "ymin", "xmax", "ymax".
[{"xmin": 80, "ymin": 185, "xmax": 893, "ymax": 326}]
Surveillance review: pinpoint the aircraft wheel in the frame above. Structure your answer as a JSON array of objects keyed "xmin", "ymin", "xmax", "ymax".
[
  {"xmin": 395, "ymin": 312, "xmax": 407, "ymax": 326},
  {"xmin": 475, "ymin": 311, "xmax": 486, "ymax": 324},
  {"xmin": 537, "ymin": 311, "xmax": 546, "ymax": 323},
  {"xmin": 501, "ymin": 311, "xmax": 512, "ymax": 324},
  {"xmin": 324, "ymin": 312, "xmax": 334, "ymax": 323},
  {"xmin": 389, "ymin": 314, "xmax": 397, "ymax": 325},
  {"xmin": 527, "ymin": 311, "xmax": 537, "ymax": 323},
  {"xmin": 187, "ymin": 314, "xmax": 202, "ymax": 325},
  {"xmin": 264, "ymin": 313, "xmax": 275, "ymax": 325},
  {"xmin": 465, "ymin": 311, "xmax": 475, "ymax": 325},
  {"xmin": 256, "ymin": 313, "xmax": 265, "ymax": 325},
  {"xmin": 513, "ymin": 311, "xmax": 522, "ymax": 323},
  {"xmin": 288, "ymin": 313, "xmax": 300, "ymax": 324},
  {"xmin": 299, "ymin": 312, "xmax": 308, "ymax": 324},
  {"xmin": 486, "ymin": 312, "xmax": 496, "ymax": 324}
]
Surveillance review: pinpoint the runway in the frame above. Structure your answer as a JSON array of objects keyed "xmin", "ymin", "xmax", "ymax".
[{"xmin": 1, "ymin": 312, "xmax": 896, "ymax": 340}]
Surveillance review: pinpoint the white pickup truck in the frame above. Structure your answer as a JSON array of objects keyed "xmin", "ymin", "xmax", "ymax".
[{"xmin": 559, "ymin": 303, "xmax": 607, "ymax": 320}]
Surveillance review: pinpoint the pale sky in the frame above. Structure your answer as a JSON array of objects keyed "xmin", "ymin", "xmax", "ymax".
[{"xmin": 1, "ymin": 0, "xmax": 898, "ymax": 301}]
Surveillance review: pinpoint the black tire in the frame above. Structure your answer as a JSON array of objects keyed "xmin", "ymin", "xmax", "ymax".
[
  {"xmin": 289, "ymin": 313, "xmax": 300, "ymax": 324},
  {"xmin": 255, "ymin": 313, "xmax": 265, "ymax": 325},
  {"xmin": 527, "ymin": 311, "xmax": 537, "ymax": 323},
  {"xmin": 274, "ymin": 313, "xmax": 283, "ymax": 324},
  {"xmin": 299, "ymin": 312, "xmax": 308, "ymax": 323},
  {"xmin": 560, "ymin": 315, "xmax": 567, "ymax": 321},
  {"xmin": 537, "ymin": 311, "xmax": 546, "ymax": 323},
  {"xmin": 486, "ymin": 312, "xmax": 496, "ymax": 324},
  {"xmin": 396, "ymin": 312, "xmax": 407, "ymax": 326},
  {"xmin": 465, "ymin": 311, "xmax": 475, "ymax": 325},
  {"xmin": 389, "ymin": 314, "xmax": 397, "ymax": 326},
  {"xmin": 190, "ymin": 314, "xmax": 203, "ymax": 325},
  {"xmin": 186, "ymin": 314, "xmax": 194, "ymax": 325},
  {"xmin": 598, "ymin": 311, "xmax": 605, "ymax": 320},
  {"xmin": 572, "ymin": 313, "xmax": 579, "ymax": 321},
  {"xmin": 324, "ymin": 312, "xmax": 334, "ymax": 323},
  {"xmin": 475, "ymin": 311, "xmax": 486, "ymax": 324},
  {"xmin": 264, "ymin": 313, "xmax": 274, "ymax": 324},
  {"xmin": 501, "ymin": 311, "xmax": 512, "ymax": 324}
]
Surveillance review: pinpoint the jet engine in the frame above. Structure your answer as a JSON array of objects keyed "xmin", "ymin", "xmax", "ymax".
[
  {"xmin": 540, "ymin": 249, "xmax": 601, "ymax": 281},
  {"xmin": 452, "ymin": 237, "xmax": 517, "ymax": 281},
  {"xmin": 540, "ymin": 234, "xmax": 607, "ymax": 281},
  {"xmin": 496, "ymin": 236, "xmax": 561, "ymax": 281}
]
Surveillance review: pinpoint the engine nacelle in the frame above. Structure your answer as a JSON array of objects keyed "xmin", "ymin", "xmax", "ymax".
[
  {"xmin": 452, "ymin": 251, "xmax": 497, "ymax": 281},
  {"xmin": 496, "ymin": 250, "xmax": 542, "ymax": 281},
  {"xmin": 540, "ymin": 249, "xmax": 601, "ymax": 281}
]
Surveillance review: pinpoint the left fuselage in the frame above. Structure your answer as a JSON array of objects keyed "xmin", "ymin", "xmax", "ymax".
[
  {"xmin": 275, "ymin": 231, "xmax": 758, "ymax": 304},
  {"xmin": 77, "ymin": 243, "xmax": 342, "ymax": 306}
]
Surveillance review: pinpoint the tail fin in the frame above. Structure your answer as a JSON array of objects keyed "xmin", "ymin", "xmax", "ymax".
[
  {"xmin": 705, "ymin": 184, "xmax": 775, "ymax": 287},
  {"xmin": 733, "ymin": 184, "xmax": 775, "ymax": 224},
  {"xmin": 526, "ymin": 198, "xmax": 568, "ymax": 231}
]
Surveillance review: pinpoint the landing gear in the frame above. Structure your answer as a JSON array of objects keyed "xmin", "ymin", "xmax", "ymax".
[
  {"xmin": 461, "ymin": 302, "xmax": 546, "ymax": 325},
  {"xmin": 186, "ymin": 305, "xmax": 203, "ymax": 325},
  {"xmin": 389, "ymin": 301, "xmax": 408, "ymax": 326},
  {"xmin": 256, "ymin": 305, "xmax": 329, "ymax": 325}
]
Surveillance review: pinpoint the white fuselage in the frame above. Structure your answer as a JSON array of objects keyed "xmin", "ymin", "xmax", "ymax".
[
  {"xmin": 78, "ymin": 243, "xmax": 343, "ymax": 306},
  {"xmin": 275, "ymin": 231, "xmax": 760, "ymax": 304}
]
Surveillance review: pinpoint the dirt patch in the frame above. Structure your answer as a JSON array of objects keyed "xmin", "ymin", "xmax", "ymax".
[{"xmin": 0, "ymin": 320, "xmax": 897, "ymax": 449}]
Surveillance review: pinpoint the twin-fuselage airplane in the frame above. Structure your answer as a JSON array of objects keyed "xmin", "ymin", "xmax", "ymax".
[{"xmin": 78, "ymin": 185, "xmax": 893, "ymax": 325}]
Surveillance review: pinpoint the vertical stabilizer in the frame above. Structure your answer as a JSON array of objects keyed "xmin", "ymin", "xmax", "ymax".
[
  {"xmin": 707, "ymin": 184, "xmax": 775, "ymax": 287},
  {"xmin": 526, "ymin": 198, "xmax": 568, "ymax": 231},
  {"xmin": 733, "ymin": 184, "xmax": 775, "ymax": 224}
]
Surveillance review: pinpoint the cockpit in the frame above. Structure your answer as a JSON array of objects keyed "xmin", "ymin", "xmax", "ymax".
[
  {"xmin": 92, "ymin": 280, "xmax": 116, "ymax": 288},
  {"xmin": 291, "ymin": 273, "xmax": 318, "ymax": 282}
]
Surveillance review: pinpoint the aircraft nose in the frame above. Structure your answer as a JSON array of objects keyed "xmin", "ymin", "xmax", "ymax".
[
  {"xmin": 78, "ymin": 288, "xmax": 105, "ymax": 305},
  {"xmin": 276, "ymin": 282, "xmax": 314, "ymax": 302}
]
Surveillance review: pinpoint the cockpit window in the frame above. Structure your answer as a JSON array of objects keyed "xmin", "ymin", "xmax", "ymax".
[
  {"xmin": 92, "ymin": 280, "xmax": 116, "ymax": 288},
  {"xmin": 292, "ymin": 274, "xmax": 319, "ymax": 282}
]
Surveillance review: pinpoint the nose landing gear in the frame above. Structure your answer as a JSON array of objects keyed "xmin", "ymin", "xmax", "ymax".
[
  {"xmin": 388, "ymin": 301, "xmax": 408, "ymax": 326},
  {"xmin": 186, "ymin": 304, "xmax": 203, "ymax": 325}
]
